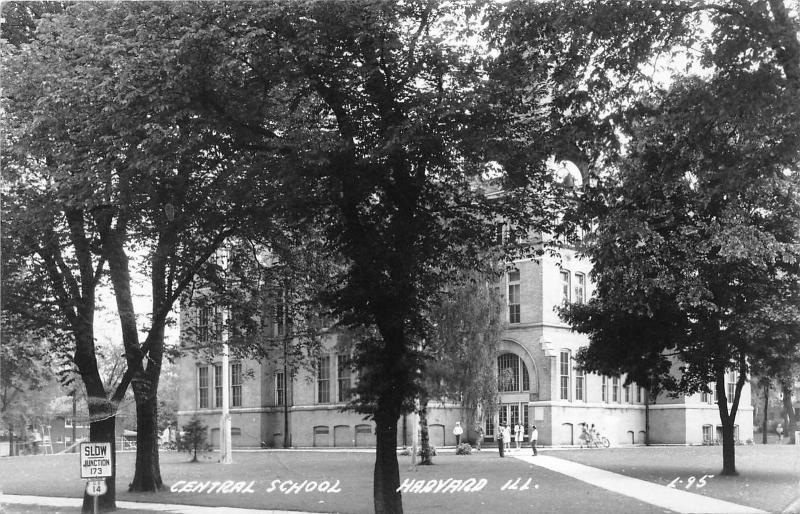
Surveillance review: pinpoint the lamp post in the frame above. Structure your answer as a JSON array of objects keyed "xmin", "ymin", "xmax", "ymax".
[{"xmin": 219, "ymin": 248, "xmax": 232, "ymax": 464}]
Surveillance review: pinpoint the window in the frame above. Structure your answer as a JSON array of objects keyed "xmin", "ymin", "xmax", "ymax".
[
  {"xmin": 274, "ymin": 289, "xmax": 287, "ymax": 337},
  {"xmin": 337, "ymin": 354, "xmax": 352, "ymax": 403},
  {"xmin": 275, "ymin": 372, "xmax": 285, "ymax": 406},
  {"xmin": 624, "ymin": 383, "xmax": 630, "ymax": 403},
  {"xmin": 575, "ymin": 368, "xmax": 585, "ymax": 402},
  {"xmin": 231, "ymin": 362, "xmax": 242, "ymax": 407},
  {"xmin": 560, "ymin": 270, "xmax": 571, "ymax": 304},
  {"xmin": 497, "ymin": 353, "xmax": 530, "ymax": 392},
  {"xmin": 601, "ymin": 376, "xmax": 608, "ymax": 403},
  {"xmin": 702, "ymin": 424, "xmax": 713, "ymax": 444},
  {"xmin": 612, "ymin": 377, "xmax": 619, "ymax": 402},
  {"xmin": 492, "ymin": 223, "xmax": 504, "ymax": 245},
  {"xmin": 317, "ymin": 355, "xmax": 331, "ymax": 403},
  {"xmin": 198, "ymin": 307, "xmax": 211, "ymax": 343},
  {"xmin": 559, "ymin": 351, "xmax": 570, "ymax": 400},
  {"xmin": 485, "ymin": 419, "xmax": 495, "ymax": 439},
  {"xmin": 64, "ymin": 418, "xmax": 73, "ymax": 429},
  {"xmin": 198, "ymin": 366, "xmax": 209, "ymax": 408},
  {"xmin": 508, "ymin": 269, "xmax": 521, "ymax": 324},
  {"xmin": 726, "ymin": 371, "xmax": 737, "ymax": 403},
  {"xmin": 574, "ymin": 273, "xmax": 585, "ymax": 304},
  {"xmin": 214, "ymin": 363, "xmax": 223, "ymax": 408},
  {"xmin": 636, "ymin": 386, "xmax": 642, "ymax": 403}
]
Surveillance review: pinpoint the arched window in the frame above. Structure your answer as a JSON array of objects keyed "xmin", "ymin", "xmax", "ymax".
[{"xmin": 498, "ymin": 353, "xmax": 530, "ymax": 392}]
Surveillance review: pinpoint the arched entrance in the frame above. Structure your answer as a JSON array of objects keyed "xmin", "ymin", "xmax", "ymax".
[{"xmin": 490, "ymin": 340, "xmax": 538, "ymax": 441}]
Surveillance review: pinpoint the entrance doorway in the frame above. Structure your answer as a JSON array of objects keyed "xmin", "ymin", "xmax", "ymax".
[{"xmin": 493, "ymin": 402, "xmax": 528, "ymax": 441}]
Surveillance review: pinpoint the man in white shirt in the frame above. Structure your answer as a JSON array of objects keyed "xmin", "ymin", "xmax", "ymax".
[
  {"xmin": 530, "ymin": 425, "xmax": 538, "ymax": 456},
  {"xmin": 453, "ymin": 422, "xmax": 463, "ymax": 446}
]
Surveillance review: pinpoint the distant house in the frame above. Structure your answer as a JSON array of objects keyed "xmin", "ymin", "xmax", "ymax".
[{"xmin": 49, "ymin": 416, "xmax": 91, "ymax": 452}]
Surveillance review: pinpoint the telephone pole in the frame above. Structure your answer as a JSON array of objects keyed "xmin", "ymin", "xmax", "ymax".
[{"xmin": 219, "ymin": 248, "xmax": 232, "ymax": 464}]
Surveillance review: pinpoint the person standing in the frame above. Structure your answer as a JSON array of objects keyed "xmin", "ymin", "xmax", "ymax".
[
  {"xmin": 504, "ymin": 424, "xmax": 512, "ymax": 451},
  {"xmin": 514, "ymin": 423, "xmax": 522, "ymax": 450},
  {"xmin": 30, "ymin": 426, "xmax": 42, "ymax": 455},
  {"xmin": 579, "ymin": 423, "xmax": 590, "ymax": 448},
  {"xmin": 497, "ymin": 424, "xmax": 505, "ymax": 457},
  {"xmin": 777, "ymin": 423, "xmax": 784, "ymax": 443},
  {"xmin": 453, "ymin": 421, "xmax": 464, "ymax": 446},
  {"xmin": 475, "ymin": 424, "xmax": 484, "ymax": 451},
  {"xmin": 530, "ymin": 425, "xmax": 538, "ymax": 456}
]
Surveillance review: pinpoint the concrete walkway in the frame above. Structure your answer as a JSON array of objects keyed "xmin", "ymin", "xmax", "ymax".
[
  {"xmin": 513, "ymin": 454, "xmax": 766, "ymax": 514},
  {"xmin": 0, "ymin": 494, "xmax": 310, "ymax": 514}
]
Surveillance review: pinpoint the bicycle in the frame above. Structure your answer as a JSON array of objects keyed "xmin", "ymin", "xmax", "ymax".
[{"xmin": 589, "ymin": 434, "xmax": 610, "ymax": 448}]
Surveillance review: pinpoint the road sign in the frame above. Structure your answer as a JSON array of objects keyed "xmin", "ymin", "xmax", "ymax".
[
  {"xmin": 79, "ymin": 442, "xmax": 112, "ymax": 478},
  {"xmin": 86, "ymin": 479, "xmax": 107, "ymax": 496}
]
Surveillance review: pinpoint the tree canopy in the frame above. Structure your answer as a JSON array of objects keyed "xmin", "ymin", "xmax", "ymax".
[
  {"xmin": 560, "ymin": 0, "xmax": 800, "ymax": 475},
  {"xmin": 5, "ymin": 0, "xmax": 799, "ymax": 511}
]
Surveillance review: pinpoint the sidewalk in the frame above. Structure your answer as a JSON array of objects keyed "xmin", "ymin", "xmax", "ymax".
[
  {"xmin": 0, "ymin": 494, "xmax": 311, "ymax": 514},
  {"xmin": 513, "ymin": 454, "xmax": 766, "ymax": 514}
]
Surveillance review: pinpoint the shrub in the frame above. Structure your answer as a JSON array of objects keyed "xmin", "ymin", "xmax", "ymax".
[
  {"xmin": 397, "ymin": 445, "xmax": 437, "ymax": 458},
  {"xmin": 455, "ymin": 443, "xmax": 472, "ymax": 455},
  {"xmin": 181, "ymin": 415, "xmax": 208, "ymax": 462},
  {"xmin": 418, "ymin": 445, "xmax": 436, "ymax": 457}
]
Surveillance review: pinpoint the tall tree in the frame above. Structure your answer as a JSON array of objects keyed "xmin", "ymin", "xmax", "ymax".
[
  {"xmin": 418, "ymin": 273, "xmax": 504, "ymax": 464},
  {"xmin": 2, "ymin": 58, "xmax": 120, "ymax": 509},
  {"xmin": 186, "ymin": 3, "xmax": 562, "ymax": 512},
  {"xmin": 562, "ymin": 71, "xmax": 800, "ymax": 475},
  {"xmin": 2, "ymin": 2, "xmax": 284, "ymax": 507},
  {"xmin": 491, "ymin": 0, "xmax": 800, "ymax": 473}
]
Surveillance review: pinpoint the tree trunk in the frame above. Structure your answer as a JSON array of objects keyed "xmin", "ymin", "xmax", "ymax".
[
  {"xmin": 715, "ymin": 374, "xmax": 738, "ymax": 476},
  {"xmin": 128, "ymin": 389, "xmax": 163, "ymax": 491},
  {"xmin": 81, "ymin": 409, "xmax": 116, "ymax": 513},
  {"xmin": 75, "ymin": 330, "xmax": 117, "ymax": 513},
  {"xmin": 373, "ymin": 410, "xmax": 402, "ymax": 514},
  {"xmin": 9, "ymin": 425, "xmax": 15, "ymax": 457},
  {"xmin": 719, "ymin": 420, "xmax": 737, "ymax": 476},
  {"xmin": 781, "ymin": 379, "xmax": 796, "ymax": 444},
  {"xmin": 762, "ymin": 383, "xmax": 769, "ymax": 445},
  {"xmin": 644, "ymin": 390, "xmax": 650, "ymax": 446},
  {"xmin": 418, "ymin": 394, "xmax": 433, "ymax": 465}
]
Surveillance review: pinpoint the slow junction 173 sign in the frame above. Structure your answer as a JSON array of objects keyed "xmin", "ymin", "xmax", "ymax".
[{"xmin": 80, "ymin": 442, "xmax": 112, "ymax": 479}]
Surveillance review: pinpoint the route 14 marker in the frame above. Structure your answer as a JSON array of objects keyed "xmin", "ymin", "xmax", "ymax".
[{"xmin": 86, "ymin": 479, "xmax": 107, "ymax": 496}]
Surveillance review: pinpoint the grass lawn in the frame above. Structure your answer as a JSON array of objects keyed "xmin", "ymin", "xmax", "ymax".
[
  {"xmin": 1, "ymin": 449, "xmax": 666, "ymax": 514},
  {"xmin": 554, "ymin": 443, "xmax": 800, "ymax": 513},
  {"xmin": 1, "ymin": 445, "xmax": 798, "ymax": 513}
]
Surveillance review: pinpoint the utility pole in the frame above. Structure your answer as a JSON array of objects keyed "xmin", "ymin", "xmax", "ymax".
[
  {"xmin": 283, "ymin": 336, "xmax": 291, "ymax": 448},
  {"xmin": 410, "ymin": 400, "xmax": 418, "ymax": 469},
  {"xmin": 219, "ymin": 248, "xmax": 233, "ymax": 464},
  {"xmin": 220, "ymin": 326, "xmax": 232, "ymax": 463},
  {"xmin": 71, "ymin": 390, "xmax": 77, "ymax": 452}
]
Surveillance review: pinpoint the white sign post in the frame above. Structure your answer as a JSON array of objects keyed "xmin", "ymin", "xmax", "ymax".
[{"xmin": 79, "ymin": 442, "xmax": 112, "ymax": 514}]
